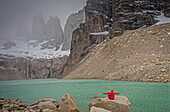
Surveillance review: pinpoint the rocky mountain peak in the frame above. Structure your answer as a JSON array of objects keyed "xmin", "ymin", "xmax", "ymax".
[
  {"xmin": 32, "ymin": 13, "xmax": 46, "ymax": 42},
  {"xmin": 45, "ymin": 16, "xmax": 63, "ymax": 43}
]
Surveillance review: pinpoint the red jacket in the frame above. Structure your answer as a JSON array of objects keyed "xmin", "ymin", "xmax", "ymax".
[{"xmin": 103, "ymin": 90, "xmax": 119, "ymax": 100}]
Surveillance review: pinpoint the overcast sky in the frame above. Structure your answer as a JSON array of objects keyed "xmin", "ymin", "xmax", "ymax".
[{"xmin": 0, "ymin": 0, "xmax": 86, "ymax": 37}]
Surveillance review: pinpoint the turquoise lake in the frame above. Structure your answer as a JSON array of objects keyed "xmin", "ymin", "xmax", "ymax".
[{"xmin": 0, "ymin": 79, "xmax": 169, "ymax": 112}]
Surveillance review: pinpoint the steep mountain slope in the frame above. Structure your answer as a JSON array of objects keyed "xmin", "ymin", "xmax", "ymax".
[{"xmin": 64, "ymin": 23, "xmax": 170, "ymax": 82}]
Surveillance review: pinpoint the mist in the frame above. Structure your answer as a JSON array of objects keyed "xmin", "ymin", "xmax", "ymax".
[{"xmin": 0, "ymin": 0, "xmax": 86, "ymax": 38}]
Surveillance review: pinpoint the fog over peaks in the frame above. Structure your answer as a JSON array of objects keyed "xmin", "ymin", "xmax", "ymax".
[{"xmin": 0, "ymin": 0, "xmax": 86, "ymax": 38}]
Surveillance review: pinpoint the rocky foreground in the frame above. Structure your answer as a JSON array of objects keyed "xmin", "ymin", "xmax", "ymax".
[{"xmin": 0, "ymin": 94, "xmax": 130, "ymax": 112}]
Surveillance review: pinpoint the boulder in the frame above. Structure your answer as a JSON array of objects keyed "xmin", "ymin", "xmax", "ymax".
[
  {"xmin": 18, "ymin": 102, "xmax": 27, "ymax": 108},
  {"xmin": 37, "ymin": 101, "xmax": 57, "ymax": 111},
  {"xmin": 58, "ymin": 94, "xmax": 80, "ymax": 112},
  {"xmin": 10, "ymin": 104, "xmax": 20, "ymax": 110},
  {"xmin": 29, "ymin": 98, "xmax": 58, "ymax": 112},
  {"xmin": 15, "ymin": 99, "xmax": 28, "ymax": 108},
  {"xmin": 0, "ymin": 97, "xmax": 4, "ymax": 100},
  {"xmin": 0, "ymin": 100, "xmax": 5, "ymax": 105},
  {"xmin": 88, "ymin": 96, "xmax": 130, "ymax": 112},
  {"xmin": 38, "ymin": 98, "xmax": 59, "ymax": 107}
]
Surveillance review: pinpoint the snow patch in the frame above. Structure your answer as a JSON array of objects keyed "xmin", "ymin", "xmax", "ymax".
[
  {"xmin": 90, "ymin": 31, "xmax": 109, "ymax": 36},
  {"xmin": 160, "ymin": 45, "xmax": 163, "ymax": 48},
  {"xmin": 28, "ymin": 40, "xmax": 37, "ymax": 44},
  {"xmin": 155, "ymin": 13, "xmax": 170, "ymax": 25}
]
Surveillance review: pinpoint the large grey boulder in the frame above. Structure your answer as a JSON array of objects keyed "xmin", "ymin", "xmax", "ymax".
[
  {"xmin": 38, "ymin": 98, "xmax": 59, "ymax": 107},
  {"xmin": 38, "ymin": 101, "xmax": 57, "ymax": 111},
  {"xmin": 88, "ymin": 96, "xmax": 130, "ymax": 112},
  {"xmin": 29, "ymin": 98, "xmax": 58, "ymax": 112},
  {"xmin": 58, "ymin": 94, "xmax": 80, "ymax": 112}
]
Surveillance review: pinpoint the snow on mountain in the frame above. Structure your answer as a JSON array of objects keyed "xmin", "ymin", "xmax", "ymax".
[
  {"xmin": 89, "ymin": 31, "xmax": 109, "ymax": 36},
  {"xmin": 155, "ymin": 13, "xmax": 170, "ymax": 25},
  {"xmin": 0, "ymin": 39, "xmax": 70, "ymax": 59}
]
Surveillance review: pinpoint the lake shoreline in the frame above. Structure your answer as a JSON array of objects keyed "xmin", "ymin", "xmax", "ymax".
[{"xmin": 0, "ymin": 77, "xmax": 169, "ymax": 83}]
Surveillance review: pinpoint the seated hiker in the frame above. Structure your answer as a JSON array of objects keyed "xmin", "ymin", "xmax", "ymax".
[{"xmin": 103, "ymin": 89, "xmax": 119, "ymax": 100}]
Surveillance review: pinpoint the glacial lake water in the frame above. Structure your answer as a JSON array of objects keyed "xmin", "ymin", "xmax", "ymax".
[{"xmin": 0, "ymin": 79, "xmax": 169, "ymax": 112}]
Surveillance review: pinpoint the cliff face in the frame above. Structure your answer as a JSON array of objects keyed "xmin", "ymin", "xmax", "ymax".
[
  {"xmin": 63, "ymin": 0, "xmax": 112, "ymax": 74},
  {"xmin": 0, "ymin": 55, "xmax": 68, "ymax": 80},
  {"xmin": 62, "ymin": 9, "xmax": 85, "ymax": 51},
  {"xmin": 63, "ymin": 0, "xmax": 170, "ymax": 81}
]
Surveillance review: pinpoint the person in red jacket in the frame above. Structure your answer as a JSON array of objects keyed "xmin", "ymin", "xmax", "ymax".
[{"xmin": 103, "ymin": 90, "xmax": 119, "ymax": 100}]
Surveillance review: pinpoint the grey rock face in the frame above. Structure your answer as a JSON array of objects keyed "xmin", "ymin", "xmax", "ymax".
[
  {"xmin": 62, "ymin": 9, "xmax": 85, "ymax": 51},
  {"xmin": 46, "ymin": 16, "xmax": 64, "ymax": 44},
  {"xmin": 32, "ymin": 13, "xmax": 46, "ymax": 41}
]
